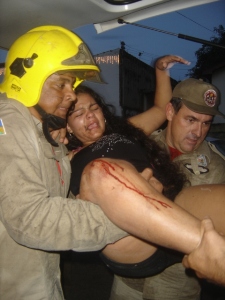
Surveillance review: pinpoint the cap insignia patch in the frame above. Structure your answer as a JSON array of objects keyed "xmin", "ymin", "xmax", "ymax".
[{"xmin": 204, "ymin": 89, "xmax": 217, "ymax": 107}]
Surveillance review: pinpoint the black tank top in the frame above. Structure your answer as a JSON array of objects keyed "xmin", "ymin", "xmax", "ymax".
[{"xmin": 70, "ymin": 133, "xmax": 150, "ymax": 196}]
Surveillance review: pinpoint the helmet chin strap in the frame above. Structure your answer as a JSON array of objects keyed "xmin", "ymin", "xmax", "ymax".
[{"xmin": 34, "ymin": 104, "xmax": 67, "ymax": 147}]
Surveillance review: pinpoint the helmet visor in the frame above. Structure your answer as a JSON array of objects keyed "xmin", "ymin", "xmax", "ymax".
[{"xmin": 61, "ymin": 42, "xmax": 104, "ymax": 84}]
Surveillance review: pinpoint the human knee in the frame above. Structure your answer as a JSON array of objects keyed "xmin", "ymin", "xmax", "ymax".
[
  {"xmin": 82, "ymin": 158, "xmax": 107, "ymax": 183},
  {"xmin": 80, "ymin": 158, "xmax": 125, "ymax": 203}
]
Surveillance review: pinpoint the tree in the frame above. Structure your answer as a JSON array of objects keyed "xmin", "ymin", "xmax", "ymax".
[{"xmin": 187, "ymin": 25, "xmax": 225, "ymax": 81}]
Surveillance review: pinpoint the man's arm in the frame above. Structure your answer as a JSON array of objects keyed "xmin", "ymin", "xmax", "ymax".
[
  {"xmin": 50, "ymin": 127, "xmax": 68, "ymax": 144},
  {"xmin": 129, "ymin": 55, "xmax": 190, "ymax": 135},
  {"xmin": 183, "ymin": 218, "xmax": 225, "ymax": 286},
  {"xmin": 0, "ymin": 100, "xmax": 127, "ymax": 252}
]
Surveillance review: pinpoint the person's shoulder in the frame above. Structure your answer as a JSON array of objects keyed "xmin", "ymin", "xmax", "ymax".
[
  {"xmin": 150, "ymin": 129, "xmax": 164, "ymax": 141},
  {"xmin": 150, "ymin": 129, "xmax": 167, "ymax": 148},
  {"xmin": 0, "ymin": 94, "xmax": 36, "ymax": 139},
  {"xmin": 0, "ymin": 94, "xmax": 30, "ymax": 117},
  {"xmin": 207, "ymin": 140, "xmax": 225, "ymax": 161},
  {"xmin": 151, "ymin": 129, "xmax": 163, "ymax": 137}
]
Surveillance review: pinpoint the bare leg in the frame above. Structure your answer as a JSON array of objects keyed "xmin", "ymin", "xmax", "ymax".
[
  {"xmin": 80, "ymin": 158, "xmax": 201, "ymax": 255},
  {"xmin": 175, "ymin": 184, "xmax": 225, "ymax": 234},
  {"xmin": 103, "ymin": 183, "xmax": 225, "ymax": 263}
]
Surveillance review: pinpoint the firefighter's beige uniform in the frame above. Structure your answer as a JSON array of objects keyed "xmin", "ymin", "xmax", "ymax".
[{"xmin": 0, "ymin": 96, "xmax": 127, "ymax": 300}]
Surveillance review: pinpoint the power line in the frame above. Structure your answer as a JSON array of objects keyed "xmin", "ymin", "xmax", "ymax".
[
  {"xmin": 123, "ymin": 44, "xmax": 157, "ymax": 58},
  {"xmin": 118, "ymin": 19, "xmax": 225, "ymax": 49},
  {"xmin": 121, "ymin": 42, "xmax": 197, "ymax": 71},
  {"xmin": 176, "ymin": 12, "xmax": 215, "ymax": 34}
]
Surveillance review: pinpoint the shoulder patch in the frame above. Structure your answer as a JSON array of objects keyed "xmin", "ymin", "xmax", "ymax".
[{"xmin": 0, "ymin": 119, "xmax": 6, "ymax": 135}]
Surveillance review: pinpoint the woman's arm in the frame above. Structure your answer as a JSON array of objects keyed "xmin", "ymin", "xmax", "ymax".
[{"xmin": 129, "ymin": 55, "xmax": 190, "ymax": 135}]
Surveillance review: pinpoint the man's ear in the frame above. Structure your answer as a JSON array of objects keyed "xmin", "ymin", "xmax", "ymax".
[{"xmin": 165, "ymin": 102, "xmax": 175, "ymax": 121}]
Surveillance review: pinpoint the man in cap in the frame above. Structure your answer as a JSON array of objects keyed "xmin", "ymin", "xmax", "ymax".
[
  {"xmin": 110, "ymin": 78, "xmax": 225, "ymax": 300},
  {"xmin": 153, "ymin": 78, "xmax": 225, "ymax": 185}
]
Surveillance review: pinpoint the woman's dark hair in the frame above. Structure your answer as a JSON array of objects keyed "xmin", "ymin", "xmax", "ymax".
[{"xmin": 67, "ymin": 85, "xmax": 188, "ymax": 200}]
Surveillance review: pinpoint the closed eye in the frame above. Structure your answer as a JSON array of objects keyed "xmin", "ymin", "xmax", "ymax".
[
  {"xmin": 90, "ymin": 103, "xmax": 99, "ymax": 111},
  {"xmin": 56, "ymin": 83, "xmax": 65, "ymax": 89},
  {"xmin": 74, "ymin": 110, "xmax": 84, "ymax": 117},
  {"xmin": 187, "ymin": 117, "xmax": 195, "ymax": 123}
]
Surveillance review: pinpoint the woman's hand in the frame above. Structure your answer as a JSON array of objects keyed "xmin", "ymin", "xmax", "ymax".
[
  {"xmin": 155, "ymin": 55, "xmax": 190, "ymax": 71},
  {"xmin": 129, "ymin": 54, "xmax": 190, "ymax": 136}
]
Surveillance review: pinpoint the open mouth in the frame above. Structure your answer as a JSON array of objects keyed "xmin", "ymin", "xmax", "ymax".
[{"xmin": 87, "ymin": 121, "xmax": 99, "ymax": 130}]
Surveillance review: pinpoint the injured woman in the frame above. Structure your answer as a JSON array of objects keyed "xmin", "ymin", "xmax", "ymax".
[{"xmin": 66, "ymin": 55, "xmax": 225, "ymax": 281}]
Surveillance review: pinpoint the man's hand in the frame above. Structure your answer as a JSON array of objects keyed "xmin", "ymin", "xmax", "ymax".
[
  {"xmin": 50, "ymin": 128, "xmax": 69, "ymax": 145},
  {"xmin": 183, "ymin": 218, "xmax": 225, "ymax": 286},
  {"xmin": 155, "ymin": 55, "xmax": 190, "ymax": 71}
]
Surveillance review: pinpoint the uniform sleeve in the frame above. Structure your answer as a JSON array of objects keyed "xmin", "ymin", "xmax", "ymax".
[{"xmin": 0, "ymin": 102, "xmax": 127, "ymax": 251}]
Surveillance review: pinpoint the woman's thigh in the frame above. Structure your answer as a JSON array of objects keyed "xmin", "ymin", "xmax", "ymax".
[{"xmin": 175, "ymin": 184, "xmax": 225, "ymax": 233}]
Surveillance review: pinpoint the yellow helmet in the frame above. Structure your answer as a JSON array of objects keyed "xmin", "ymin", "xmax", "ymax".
[{"xmin": 0, "ymin": 25, "xmax": 102, "ymax": 107}]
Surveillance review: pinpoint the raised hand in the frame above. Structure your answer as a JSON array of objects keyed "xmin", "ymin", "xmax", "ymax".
[{"xmin": 155, "ymin": 55, "xmax": 190, "ymax": 71}]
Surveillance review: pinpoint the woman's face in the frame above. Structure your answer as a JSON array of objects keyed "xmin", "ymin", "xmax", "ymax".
[{"xmin": 67, "ymin": 92, "xmax": 106, "ymax": 146}]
